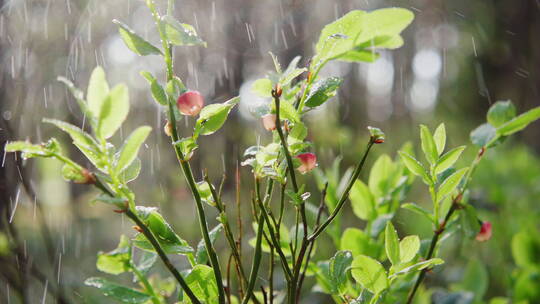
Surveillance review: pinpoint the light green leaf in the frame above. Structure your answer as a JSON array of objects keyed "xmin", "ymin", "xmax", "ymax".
[
  {"xmin": 113, "ymin": 19, "xmax": 162, "ymax": 56},
  {"xmin": 162, "ymin": 16, "xmax": 206, "ymax": 47},
  {"xmin": 338, "ymin": 49, "xmax": 380, "ymax": 63},
  {"xmin": 390, "ymin": 258, "xmax": 444, "ymax": 278},
  {"xmin": 119, "ymin": 158, "xmax": 141, "ymax": 183},
  {"xmin": 368, "ymin": 154, "xmax": 395, "ymax": 197},
  {"xmin": 87, "ymin": 66, "xmax": 110, "ymax": 118},
  {"xmin": 268, "ymin": 51, "xmax": 282, "ymax": 74},
  {"xmin": 96, "ymin": 235, "xmax": 131, "ymax": 275},
  {"xmin": 115, "ymin": 126, "xmax": 151, "ymax": 173},
  {"xmin": 196, "ymin": 97, "xmax": 239, "ymax": 136},
  {"xmin": 399, "ymin": 235, "xmax": 420, "ymax": 263},
  {"xmin": 98, "ymin": 84, "xmax": 130, "ymax": 139},
  {"xmin": 470, "ymin": 123, "xmax": 497, "ymax": 147},
  {"xmin": 43, "ymin": 119, "xmax": 99, "ymax": 150},
  {"xmin": 277, "ymin": 99, "xmax": 300, "ymax": 122},
  {"xmin": 340, "ymin": 228, "xmax": 380, "ymax": 258},
  {"xmin": 437, "ymin": 167, "xmax": 468, "ymax": 201},
  {"xmin": 279, "ymin": 68, "xmax": 307, "ymax": 86},
  {"xmin": 305, "ymin": 77, "xmax": 343, "ymax": 108},
  {"xmin": 496, "ymin": 106, "xmax": 540, "ymax": 136},
  {"xmin": 487, "ymin": 100, "xmax": 516, "ymax": 127},
  {"xmin": 401, "ymin": 203, "xmax": 433, "ymax": 223},
  {"xmin": 385, "ymin": 222, "xmax": 400, "ymax": 265},
  {"xmin": 350, "ymin": 180, "xmax": 376, "ymax": 221},
  {"xmin": 251, "ymin": 78, "xmax": 273, "ymax": 98},
  {"xmin": 355, "ymin": 8, "xmax": 414, "ymax": 45},
  {"xmin": 85, "ymin": 277, "xmax": 151, "ymax": 303},
  {"xmin": 420, "ymin": 124, "xmax": 438, "ymax": 164},
  {"xmin": 5, "ymin": 141, "xmax": 50, "ymax": 158},
  {"xmin": 398, "ymin": 151, "xmax": 429, "ymax": 182},
  {"xmin": 351, "ymin": 255, "xmax": 388, "ymax": 294},
  {"xmin": 185, "ymin": 265, "xmax": 219, "ymax": 303},
  {"xmin": 61, "ymin": 164, "xmax": 87, "ymax": 183},
  {"xmin": 511, "ymin": 230, "xmax": 540, "ymax": 268},
  {"xmin": 57, "ymin": 76, "xmax": 91, "ymax": 117},
  {"xmin": 140, "ymin": 71, "xmax": 167, "ymax": 106},
  {"xmin": 433, "ymin": 123, "xmax": 446, "ymax": 155},
  {"xmin": 434, "ymin": 145, "xmax": 466, "ymax": 175}
]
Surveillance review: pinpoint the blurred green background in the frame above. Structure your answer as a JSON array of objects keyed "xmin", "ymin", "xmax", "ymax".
[{"xmin": 1, "ymin": 0, "xmax": 539, "ymax": 303}]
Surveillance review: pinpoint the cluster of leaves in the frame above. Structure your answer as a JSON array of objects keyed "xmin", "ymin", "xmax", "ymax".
[{"xmin": 6, "ymin": 0, "xmax": 540, "ymax": 302}]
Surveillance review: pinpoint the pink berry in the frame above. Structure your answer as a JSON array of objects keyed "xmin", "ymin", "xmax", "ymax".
[
  {"xmin": 296, "ymin": 152, "xmax": 317, "ymax": 174},
  {"xmin": 475, "ymin": 221, "xmax": 492, "ymax": 242},
  {"xmin": 177, "ymin": 90, "xmax": 204, "ymax": 116}
]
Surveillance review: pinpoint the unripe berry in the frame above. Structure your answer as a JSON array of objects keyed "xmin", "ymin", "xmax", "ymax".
[
  {"xmin": 164, "ymin": 120, "xmax": 173, "ymax": 137},
  {"xmin": 177, "ymin": 90, "xmax": 204, "ymax": 116},
  {"xmin": 296, "ymin": 152, "xmax": 317, "ymax": 174},
  {"xmin": 475, "ymin": 221, "xmax": 492, "ymax": 242},
  {"xmin": 262, "ymin": 114, "xmax": 277, "ymax": 131}
]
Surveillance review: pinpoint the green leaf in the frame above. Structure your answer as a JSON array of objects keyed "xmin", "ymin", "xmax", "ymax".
[
  {"xmin": 5, "ymin": 141, "xmax": 51, "ymax": 159},
  {"xmin": 420, "ymin": 124, "xmax": 438, "ymax": 164},
  {"xmin": 133, "ymin": 207, "xmax": 194, "ymax": 255},
  {"xmin": 437, "ymin": 167, "xmax": 468, "ymax": 201},
  {"xmin": 162, "ymin": 16, "xmax": 206, "ymax": 47},
  {"xmin": 456, "ymin": 259, "xmax": 488, "ymax": 301},
  {"xmin": 496, "ymin": 106, "xmax": 540, "ymax": 136},
  {"xmin": 185, "ymin": 265, "xmax": 219, "ymax": 303},
  {"xmin": 140, "ymin": 71, "xmax": 167, "ymax": 106},
  {"xmin": 97, "ymin": 84, "xmax": 130, "ymax": 139},
  {"xmin": 305, "ymin": 77, "xmax": 343, "ymax": 108},
  {"xmin": 401, "ymin": 203, "xmax": 433, "ymax": 223},
  {"xmin": 174, "ymin": 137, "xmax": 198, "ymax": 160},
  {"xmin": 119, "ymin": 158, "xmax": 142, "ymax": 183},
  {"xmin": 196, "ymin": 97, "xmax": 239, "ymax": 136},
  {"xmin": 470, "ymin": 123, "xmax": 497, "ymax": 147},
  {"xmin": 57, "ymin": 76, "xmax": 91, "ymax": 117},
  {"xmin": 340, "ymin": 228, "xmax": 380, "ymax": 259},
  {"xmin": 87, "ymin": 66, "xmax": 110, "ymax": 118},
  {"xmin": 384, "ymin": 222, "xmax": 400, "ymax": 265},
  {"xmin": 115, "ymin": 126, "xmax": 152, "ymax": 173},
  {"xmin": 85, "ymin": 277, "xmax": 151, "ymax": 303},
  {"xmin": 195, "ymin": 224, "xmax": 223, "ymax": 264},
  {"xmin": 351, "ymin": 255, "xmax": 388, "ymax": 294},
  {"xmin": 338, "ymin": 49, "xmax": 380, "ymax": 63},
  {"xmin": 460, "ymin": 205, "xmax": 480, "ymax": 239},
  {"xmin": 487, "ymin": 100, "xmax": 516, "ymax": 127},
  {"xmin": 251, "ymin": 78, "xmax": 273, "ymax": 98},
  {"xmin": 398, "ymin": 152, "xmax": 429, "ymax": 182},
  {"xmin": 268, "ymin": 51, "xmax": 282, "ymax": 74},
  {"xmin": 390, "ymin": 258, "xmax": 444, "ymax": 278},
  {"xmin": 329, "ymin": 251, "xmax": 353, "ymax": 296},
  {"xmin": 277, "ymin": 99, "xmax": 300, "ymax": 122},
  {"xmin": 61, "ymin": 164, "xmax": 87, "ymax": 183},
  {"xmin": 368, "ymin": 154, "xmax": 395, "ymax": 197},
  {"xmin": 399, "ymin": 235, "xmax": 420, "ymax": 263},
  {"xmin": 350, "ymin": 180, "xmax": 376, "ymax": 221},
  {"xmin": 434, "ymin": 146, "xmax": 466, "ymax": 175},
  {"xmin": 279, "ymin": 68, "xmax": 307, "ymax": 86},
  {"xmin": 96, "ymin": 235, "xmax": 131, "ymax": 275},
  {"xmin": 433, "ymin": 123, "xmax": 446, "ymax": 155},
  {"xmin": 113, "ymin": 19, "xmax": 162, "ymax": 56}
]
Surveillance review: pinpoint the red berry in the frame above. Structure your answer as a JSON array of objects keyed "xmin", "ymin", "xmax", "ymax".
[{"xmin": 177, "ymin": 90, "xmax": 204, "ymax": 116}]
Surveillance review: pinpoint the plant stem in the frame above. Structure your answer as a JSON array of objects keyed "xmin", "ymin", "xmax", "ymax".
[
  {"xmin": 131, "ymin": 263, "xmax": 161, "ymax": 304},
  {"xmin": 92, "ymin": 177, "xmax": 202, "ymax": 304},
  {"xmin": 242, "ymin": 188, "xmax": 265, "ymax": 304},
  {"xmin": 309, "ymin": 139, "xmax": 375, "ymax": 241},
  {"xmin": 406, "ymin": 147, "xmax": 487, "ymax": 304}
]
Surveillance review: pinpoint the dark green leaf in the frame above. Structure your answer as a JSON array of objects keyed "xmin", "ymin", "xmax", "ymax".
[
  {"xmin": 113, "ymin": 19, "xmax": 162, "ymax": 56},
  {"xmin": 85, "ymin": 277, "xmax": 151, "ymax": 303},
  {"xmin": 140, "ymin": 71, "xmax": 167, "ymax": 106},
  {"xmin": 195, "ymin": 224, "xmax": 223, "ymax": 264}
]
